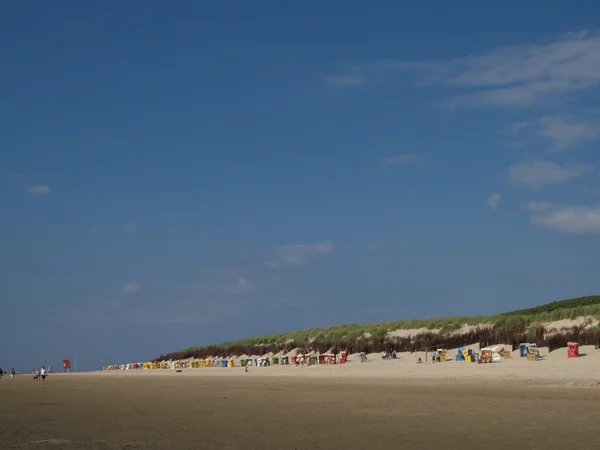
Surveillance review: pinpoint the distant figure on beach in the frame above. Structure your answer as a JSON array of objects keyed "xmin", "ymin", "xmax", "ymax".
[
  {"xmin": 33, "ymin": 368, "xmax": 39, "ymax": 381},
  {"xmin": 40, "ymin": 366, "xmax": 47, "ymax": 383},
  {"xmin": 10, "ymin": 368, "xmax": 15, "ymax": 379},
  {"xmin": 0, "ymin": 367, "xmax": 3, "ymax": 378}
]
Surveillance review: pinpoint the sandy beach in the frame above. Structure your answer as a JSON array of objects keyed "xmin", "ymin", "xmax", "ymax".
[{"xmin": 2, "ymin": 347, "xmax": 600, "ymax": 449}]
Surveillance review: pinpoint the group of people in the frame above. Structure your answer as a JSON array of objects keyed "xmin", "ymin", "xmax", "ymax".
[
  {"xmin": 381, "ymin": 348, "xmax": 397, "ymax": 360},
  {"xmin": 0, "ymin": 367, "xmax": 16, "ymax": 379},
  {"xmin": 33, "ymin": 366, "xmax": 48, "ymax": 382}
]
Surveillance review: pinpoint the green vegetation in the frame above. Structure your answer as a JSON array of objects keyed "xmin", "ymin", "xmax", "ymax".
[
  {"xmin": 179, "ymin": 295, "xmax": 600, "ymax": 353},
  {"xmin": 501, "ymin": 295, "xmax": 600, "ymax": 316}
]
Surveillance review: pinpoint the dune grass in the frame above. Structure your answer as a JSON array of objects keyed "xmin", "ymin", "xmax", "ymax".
[{"xmin": 177, "ymin": 296, "xmax": 600, "ymax": 354}]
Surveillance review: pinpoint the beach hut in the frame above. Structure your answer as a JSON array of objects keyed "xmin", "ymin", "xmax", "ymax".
[
  {"xmin": 491, "ymin": 346, "xmax": 504, "ymax": 362},
  {"xmin": 281, "ymin": 356, "xmax": 289, "ymax": 365},
  {"xmin": 437, "ymin": 349, "xmax": 448, "ymax": 362},
  {"xmin": 338, "ymin": 351, "xmax": 348, "ymax": 364},
  {"xmin": 480, "ymin": 348, "xmax": 493, "ymax": 363},
  {"xmin": 271, "ymin": 351, "xmax": 283, "ymax": 365},
  {"xmin": 481, "ymin": 346, "xmax": 503, "ymax": 363},
  {"xmin": 519, "ymin": 343, "xmax": 537, "ymax": 358},
  {"xmin": 526, "ymin": 345, "xmax": 540, "ymax": 361},
  {"xmin": 456, "ymin": 347, "xmax": 465, "ymax": 361},
  {"xmin": 462, "ymin": 348, "xmax": 474, "ymax": 362},
  {"xmin": 568, "ymin": 342, "xmax": 579, "ymax": 358}
]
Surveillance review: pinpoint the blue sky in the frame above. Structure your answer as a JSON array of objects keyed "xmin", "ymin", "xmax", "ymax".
[{"xmin": 2, "ymin": 1, "xmax": 600, "ymax": 371}]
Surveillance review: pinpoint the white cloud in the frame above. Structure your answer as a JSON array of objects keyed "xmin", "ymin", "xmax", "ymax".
[
  {"xmin": 222, "ymin": 276, "xmax": 254, "ymax": 296},
  {"xmin": 487, "ymin": 193, "xmax": 501, "ymax": 210},
  {"xmin": 330, "ymin": 30, "xmax": 600, "ymax": 108},
  {"xmin": 527, "ymin": 201, "xmax": 600, "ymax": 234},
  {"xmin": 527, "ymin": 201, "xmax": 557, "ymax": 212},
  {"xmin": 381, "ymin": 154, "xmax": 420, "ymax": 165},
  {"xmin": 275, "ymin": 241, "xmax": 334, "ymax": 265},
  {"xmin": 444, "ymin": 79, "xmax": 593, "ymax": 108},
  {"xmin": 167, "ymin": 225, "xmax": 179, "ymax": 233},
  {"xmin": 122, "ymin": 281, "xmax": 140, "ymax": 295},
  {"xmin": 123, "ymin": 222, "xmax": 137, "ymax": 233},
  {"xmin": 508, "ymin": 160, "xmax": 593, "ymax": 187},
  {"xmin": 26, "ymin": 185, "xmax": 50, "ymax": 195},
  {"xmin": 536, "ymin": 115, "xmax": 600, "ymax": 151}
]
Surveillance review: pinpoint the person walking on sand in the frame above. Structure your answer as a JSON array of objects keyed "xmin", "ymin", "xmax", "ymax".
[
  {"xmin": 10, "ymin": 368, "xmax": 15, "ymax": 379},
  {"xmin": 40, "ymin": 366, "xmax": 47, "ymax": 383}
]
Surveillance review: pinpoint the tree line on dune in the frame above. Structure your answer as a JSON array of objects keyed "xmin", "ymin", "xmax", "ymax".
[{"xmin": 156, "ymin": 325, "xmax": 600, "ymax": 361}]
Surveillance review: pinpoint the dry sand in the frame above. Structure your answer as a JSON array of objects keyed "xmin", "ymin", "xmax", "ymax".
[{"xmin": 2, "ymin": 348, "xmax": 600, "ymax": 449}]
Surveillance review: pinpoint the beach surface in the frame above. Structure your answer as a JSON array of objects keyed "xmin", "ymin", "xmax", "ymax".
[{"xmin": 2, "ymin": 351, "xmax": 600, "ymax": 449}]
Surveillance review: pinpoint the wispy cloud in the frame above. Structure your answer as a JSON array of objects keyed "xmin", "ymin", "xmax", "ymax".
[
  {"xmin": 167, "ymin": 225, "xmax": 179, "ymax": 233},
  {"xmin": 536, "ymin": 115, "xmax": 600, "ymax": 151},
  {"xmin": 504, "ymin": 121, "xmax": 531, "ymax": 136},
  {"xmin": 122, "ymin": 281, "xmax": 140, "ymax": 295},
  {"xmin": 328, "ymin": 30, "xmax": 600, "ymax": 108},
  {"xmin": 508, "ymin": 160, "xmax": 594, "ymax": 187},
  {"xmin": 26, "ymin": 185, "xmax": 51, "ymax": 195},
  {"xmin": 123, "ymin": 222, "xmax": 137, "ymax": 233},
  {"xmin": 380, "ymin": 153, "xmax": 420, "ymax": 165},
  {"xmin": 274, "ymin": 241, "xmax": 334, "ymax": 265},
  {"xmin": 527, "ymin": 201, "xmax": 600, "ymax": 234},
  {"xmin": 222, "ymin": 276, "xmax": 254, "ymax": 296},
  {"xmin": 487, "ymin": 193, "xmax": 501, "ymax": 210}
]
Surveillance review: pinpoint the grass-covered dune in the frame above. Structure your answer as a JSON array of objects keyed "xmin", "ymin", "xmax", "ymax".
[{"xmin": 157, "ymin": 296, "xmax": 600, "ymax": 361}]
